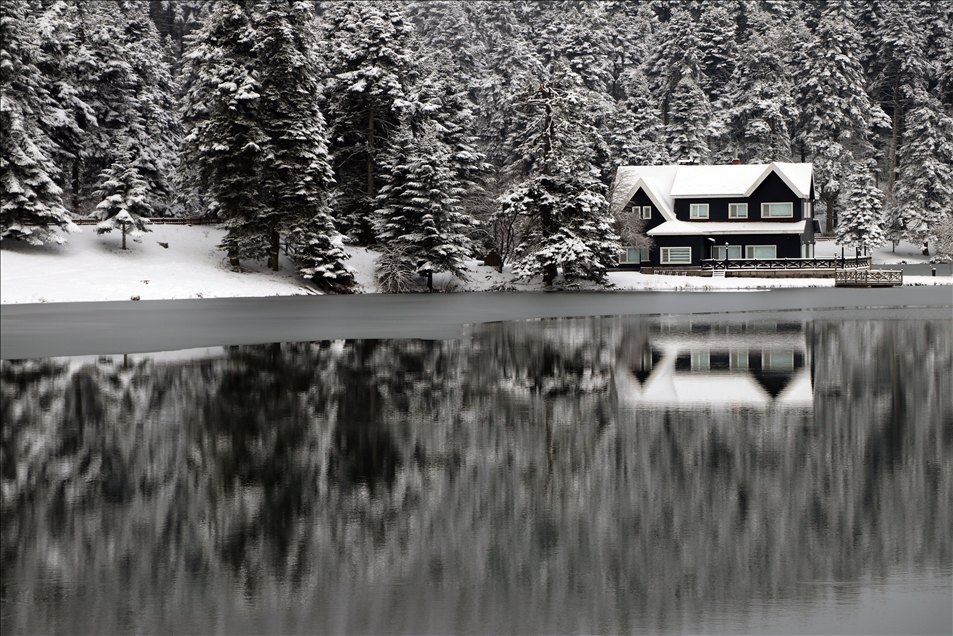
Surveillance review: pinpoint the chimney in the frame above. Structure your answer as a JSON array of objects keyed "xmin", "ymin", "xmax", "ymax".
[{"xmin": 731, "ymin": 158, "xmax": 741, "ymax": 165}]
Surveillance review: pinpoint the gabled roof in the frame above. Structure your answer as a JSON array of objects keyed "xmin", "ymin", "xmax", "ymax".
[
  {"xmin": 610, "ymin": 165, "xmax": 680, "ymax": 220},
  {"xmin": 612, "ymin": 162, "xmax": 813, "ymax": 217}
]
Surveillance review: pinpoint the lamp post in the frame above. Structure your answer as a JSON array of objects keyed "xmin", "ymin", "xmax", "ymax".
[{"xmin": 724, "ymin": 242, "xmax": 729, "ymax": 270}]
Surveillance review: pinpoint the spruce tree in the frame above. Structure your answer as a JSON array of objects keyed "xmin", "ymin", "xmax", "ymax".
[
  {"xmin": 93, "ymin": 145, "xmax": 151, "ymax": 250},
  {"xmin": 0, "ymin": 0, "xmax": 76, "ymax": 244},
  {"xmin": 714, "ymin": 8, "xmax": 796, "ymax": 164},
  {"xmin": 181, "ymin": 0, "xmax": 267, "ymax": 265},
  {"xmin": 375, "ymin": 122, "xmax": 473, "ymax": 291},
  {"xmin": 834, "ymin": 158, "xmax": 885, "ymax": 251},
  {"xmin": 892, "ymin": 88, "xmax": 953, "ymax": 255},
  {"xmin": 320, "ymin": 0, "xmax": 415, "ymax": 245},
  {"xmin": 796, "ymin": 0, "xmax": 888, "ymax": 234},
  {"xmin": 255, "ymin": 0, "xmax": 353, "ymax": 289},
  {"xmin": 501, "ymin": 63, "xmax": 618, "ymax": 286}
]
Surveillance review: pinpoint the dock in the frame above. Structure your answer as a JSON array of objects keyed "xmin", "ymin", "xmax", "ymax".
[{"xmin": 835, "ymin": 269, "xmax": 903, "ymax": 287}]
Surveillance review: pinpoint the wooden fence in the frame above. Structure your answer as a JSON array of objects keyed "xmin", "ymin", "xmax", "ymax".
[
  {"xmin": 835, "ymin": 269, "xmax": 903, "ymax": 287},
  {"xmin": 701, "ymin": 256, "xmax": 871, "ymax": 271}
]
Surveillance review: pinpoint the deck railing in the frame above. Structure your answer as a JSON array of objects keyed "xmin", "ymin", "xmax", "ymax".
[
  {"xmin": 835, "ymin": 269, "xmax": 903, "ymax": 286},
  {"xmin": 700, "ymin": 256, "xmax": 871, "ymax": 271}
]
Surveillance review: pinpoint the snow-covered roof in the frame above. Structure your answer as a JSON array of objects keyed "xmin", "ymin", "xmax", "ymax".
[
  {"xmin": 616, "ymin": 364, "xmax": 813, "ymax": 409},
  {"xmin": 648, "ymin": 220, "xmax": 806, "ymax": 236},
  {"xmin": 610, "ymin": 165, "xmax": 680, "ymax": 218},
  {"xmin": 670, "ymin": 162, "xmax": 813, "ymax": 199},
  {"xmin": 612, "ymin": 162, "xmax": 813, "ymax": 221}
]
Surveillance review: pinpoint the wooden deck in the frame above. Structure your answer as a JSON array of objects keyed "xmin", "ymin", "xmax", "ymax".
[{"xmin": 835, "ymin": 269, "xmax": 903, "ymax": 287}]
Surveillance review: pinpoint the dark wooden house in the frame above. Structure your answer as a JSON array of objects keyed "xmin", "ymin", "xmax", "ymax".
[{"xmin": 611, "ymin": 162, "xmax": 818, "ymax": 270}]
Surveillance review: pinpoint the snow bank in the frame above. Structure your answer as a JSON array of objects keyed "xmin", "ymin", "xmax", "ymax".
[{"xmin": 1, "ymin": 226, "xmax": 949, "ymax": 305}]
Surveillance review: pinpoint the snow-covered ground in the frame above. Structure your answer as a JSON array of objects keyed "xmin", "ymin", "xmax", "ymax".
[{"xmin": 1, "ymin": 225, "xmax": 949, "ymax": 304}]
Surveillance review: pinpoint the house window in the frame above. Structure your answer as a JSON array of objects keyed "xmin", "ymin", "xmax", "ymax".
[
  {"xmin": 690, "ymin": 203, "xmax": 709, "ymax": 219},
  {"xmin": 641, "ymin": 206, "xmax": 652, "ymax": 219},
  {"xmin": 764, "ymin": 350, "xmax": 795, "ymax": 371},
  {"xmin": 762, "ymin": 202, "xmax": 793, "ymax": 218},
  {"xmin": 745, "ymin": 245, "xmax": 777, "ymax": 259},
  {"xmin": 730, "ymin": 350, "xmax": 748, "ymax": 370},
  {"xmin": 661, "ymin": 247, "xmax": 691, "ymax": 264},
  {"xmin": 620, "ymin": 247, "xmax": 650, "ymax": 264},
  {"xmin": 803, "ymin": 201, "xmax": 812, "ymax": 218},
  {"xmin": 712, "ymin": 245, "xmax": 742, "ymax": 260},
  {"xmin": 691, "ymin": 350, "xmax": 710, "ymax": 370},
  {"xmin": 728, "ymin": 203, "xmax": 748, "ymax": 219}
]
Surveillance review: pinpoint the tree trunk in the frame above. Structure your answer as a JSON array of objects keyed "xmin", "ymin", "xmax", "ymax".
[
  {"xmin": 427, "ymin": 271, "xmax": 433, "ymax": 291},
  {"xmin": 269, "ymin": 228, "xmax": 280, "ymax": 271},
  {"xmin": 121, "ymin": 225, "xmax": 127, "ymax": 250},
  {"xmin": 889, "ymin": 74, "xmax": 901, "ymax": 190},
  {"xmin": 364, "ymin": 105, "xmax": 376, "ymax": 245},
  {"xmin": 72, "ymin": 161, "xmax": 80, "ymax": 216},
  {"xmin": 825, "ymin": 196, "xmax": 835, "ymax": 235},
  {"xmin": 541, "ymin": 85, "xmax": 557, "ymax": 288},
  {"xmin": 922, "ymin": 242, "xmax": 930, "ymax": 256}
]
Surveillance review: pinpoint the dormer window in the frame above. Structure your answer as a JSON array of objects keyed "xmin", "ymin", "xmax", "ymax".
[
  {"xmin": 690, "ymin": 203, "xmax": 709, "ymax": 219},
  {"xmin": 728, "ymin": 203, "xmax": 747, "ymax": 219}
]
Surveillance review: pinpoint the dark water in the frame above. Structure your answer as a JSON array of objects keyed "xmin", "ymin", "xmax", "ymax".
[{"xmin": 2, "ymin": 313, "xmax": 951, "ymax": 634}]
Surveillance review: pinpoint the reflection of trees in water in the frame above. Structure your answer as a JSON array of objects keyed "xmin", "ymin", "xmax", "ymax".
[{"xmin": 1, "ymin": 318, "xmax": 951, "ymax": 633}]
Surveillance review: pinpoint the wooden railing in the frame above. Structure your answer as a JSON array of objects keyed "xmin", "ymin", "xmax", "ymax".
[
  {"xmin": 701, "ymin": 256, "xmax": 871, "ymax": 270},
  {"xmin": 835, "ymin": 269, "xmax": 903, "ymax": 287}
]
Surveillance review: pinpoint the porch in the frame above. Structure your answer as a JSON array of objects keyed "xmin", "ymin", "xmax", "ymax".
[{"xmin": 641, "ymin": 256, "xmax": 871, "ymax": 278}]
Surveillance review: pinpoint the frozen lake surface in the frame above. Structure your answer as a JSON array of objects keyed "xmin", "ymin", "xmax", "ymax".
[
  {"xmin": 1, "ymin": 307, "xmax": 951, "ymax": 635},
  {"xmin": 2, "ymin": 285, "xmax": 951, "ymax": 359}
]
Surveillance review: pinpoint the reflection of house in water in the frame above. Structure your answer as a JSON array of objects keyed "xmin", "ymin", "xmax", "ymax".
[{"xmin": 617, "ymin": 320, "xmax": 812, "ymax": 409}]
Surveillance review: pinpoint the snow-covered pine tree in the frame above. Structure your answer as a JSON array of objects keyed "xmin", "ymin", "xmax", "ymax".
[
  {"xmin": 181, "ymin": 0, "xmax": 267, "ymax": 266},
  {"xmin": 501, "ymin": 63, "xmax": 618, "ymax": 286},
  {"xmin": 695, "ymin": 1, "xmax": 738, "ymax": 102},
  {"xmin": 117, "ymin": 3, "xmax": 181, "ymax": 217},
  {"xmin": 254, "ymin": 0, "xmax": 353, "ymax": 290},
  {"xmin": 375, "ymin": 121, "xmax": 473, "ymax": 291},
  {"xmin": 892, "ymin": 87, "xmax": 953, "ymax": 255},
  {"xmin": 600, "ymin": 3, "xmax": 668, "ymax": 167},
  {"xmin": 666, "ymin": 69, "xmax": 713, "ymax": 165},
  {"xmin": 607, "ymin": 68, "xmax": 669, "ymax": 167},
  {"xmin": 648, "ymin": 6, "xmax": 712, "ymax": 165},
  {"xmin": 319, "ymin": 0, "xmax": 415, "ymax": 245},
  {"xmin": 0, "ymin": 0, "xmax": 76, "ymax": 244},
  {"xmin": 93, "ymin": 144, "xmax": 151, "ymax": 250},
  {"xmin": 871, "ymin": 0, "xmax": 930, "ymax": 191},
  {"xmin": 834, "ymin": 158, "xmax": 885, "ymax": 252},
  {"xmin": 714, "ymin": 7, "xmax": 797, "ymax": 164},
  {"xmin": 795, "ymin": 0, "xmax": 889, "ymax": 234}
]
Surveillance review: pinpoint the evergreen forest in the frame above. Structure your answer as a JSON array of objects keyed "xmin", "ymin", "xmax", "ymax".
[{"xmin": 2, "ymin": 0, "xmax": 952, "ymax": 289}]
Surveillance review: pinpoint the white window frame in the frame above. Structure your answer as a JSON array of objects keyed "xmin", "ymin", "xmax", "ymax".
[
  {"xmin": 691, "ymin": 350, "xmax": 710, "ymax": 370},
  {"xmin": 620, "ymin": 247, "xmax": 651, "ymax": 264},
  {"xmin": 802, "ymin": 201, "xmax": 812, "ymax": 218},
  {"xmin": 641, "ymin": 205, "xmax": 652, "ymax": 219},
  {"xmin": 730, "ymin": 350, "xmax": 748, "ymax": 370},
  {"xmin": 690, "ymin": 203, "xmax": 709, "ymax": 219},
  {"xmin": 762, "ymin": 202, "xmax": 793, "ymax": 218},
  {"xmin": 661, "ymin": 246, "xmax": 692, "ymax": 264},
  {"xmin": 745, "ymin": 245, "xmax": 777, "ymax": 259},
  {"xmin": 712, "ymin": 245, "xmax": 742, "ymax": 260},
  {"xmin": 763, "ymin": 350, "xmax": 795, "ymax": 371},
  {"xmin": 728, "ymin": 203, "xmax": 748, "ymax": 219}
]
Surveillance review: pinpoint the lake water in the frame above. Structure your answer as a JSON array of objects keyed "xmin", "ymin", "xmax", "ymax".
[{"xmin": 2, "ymin": 311, "xmax": 951, "ymax": 634}]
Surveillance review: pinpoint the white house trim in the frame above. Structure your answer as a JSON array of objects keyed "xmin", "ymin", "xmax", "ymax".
[{"xmin": 648, "ymin": 220, "xmax": 807, "ymax": 236}]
